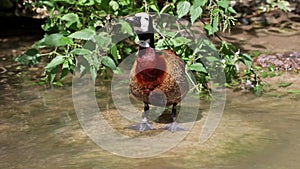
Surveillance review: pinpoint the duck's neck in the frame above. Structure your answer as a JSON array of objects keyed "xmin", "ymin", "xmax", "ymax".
[
  {"xmin": 137, "ymin": 33, "xmax": 155, "ymax": 58},
  {"xmin": 138, "ymin": 33, "xmax": 155, "ymax": 48}
]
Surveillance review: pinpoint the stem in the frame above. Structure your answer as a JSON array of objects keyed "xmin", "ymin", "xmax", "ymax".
[
  {"xmin": 143, "ymin": 0, "xmax": 149, "ymax": 12},
  {"xmin": 39, "ymin": 53, "xmax": 53, "ymax": 56},
  {"xmin": 185, "ymin": 68, "xmax": 200, "ymax": 93}
]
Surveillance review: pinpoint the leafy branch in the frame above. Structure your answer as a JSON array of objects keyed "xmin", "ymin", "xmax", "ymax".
[{"xmin": 15, "ymin": 0, "xmax": 292, "ymax": 95}]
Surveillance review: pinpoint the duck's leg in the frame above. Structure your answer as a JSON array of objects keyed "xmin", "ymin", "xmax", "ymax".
[
  {"xmin": 162, "ymin": 103, "xmax": 186, "ymax": 132},
  {"xmin": 128, "ymin": 103, "xmax": 155, "ymax": 132}
]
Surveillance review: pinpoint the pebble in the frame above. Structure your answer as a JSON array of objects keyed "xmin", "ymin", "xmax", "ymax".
[{"xmin": 254, "ymin": 52, "xmax": 300, "ymax": 72}]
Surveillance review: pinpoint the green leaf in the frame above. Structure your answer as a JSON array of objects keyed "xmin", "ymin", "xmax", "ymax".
[
  {"xmin": 227, "ymin": 7, "xmax": 237, "ymax": 14},
  {"xmin": 70, "ymin": 48, "xmax": 93, "ymax": 55},
  {"xmin": 95, "ymin": 0, "xmax": 101, "ymax": 4},
  {"xmin": 110, "ymin": 45, "xmax": 119, "ymax": 62},
  {"xmin": 61, "ymin": 13, "xmax": 78, "ymax": 22},
  {"xmin": 211, "ymin": 8, "xmax": 221, "ymax": 15},
  {"xmin": 150, "ymin": 4, "xmax": 160, "ymax": 13},
  {"xmin": 62, "ymin": 59, "xmax": 69, "ymax": 69},
  {"xmin": 83, "ymin": 54, "xmax": 93, "ymax": 66},
  {"xmin": 277, "ymin": 1, "xmax": 291, "ymax": 12},
  {"xmin": 240, "ymin": 53, "xmax": 253, "ymax": 69},
  {"xmin": 94, "ymin": 10, "xmax": 106, "ymax": 18},
  {"xmin": 61, "ymin": 13, "xmax": 82, "ymax": 28},
  {"xmin": 109, "ymin": 1, "xmax": 119, "ymax": 11},
  {"xmin": 119, "ymin": 20, "xmax": 134, "ymax": 35},
  {"xmin": 118, "ymin": 0, "xmax": 129, "ymax": 6},
  {"xmin": 15, "ymin": 48, "xmax": 41, "ymax": 65},
  {"xmin": 269, "ymin": 72, "xmax": 276, "ymax": 77},
  {"xmin": 177, "ymin": 1, "xmax": 191, "ymax": 18},
  {"xmin": 68, "ymin": 57, "xmax": 75, "ymax": 69},
  {"xmin": 47, "ymin": 66, "xmax": 58, "ymax": 83},
  {"xmin": 60, "ymin": 63, "xmax": 69, "ymax": 79},
  {"xmin": 204, "ymin": 24, "xmax": 214, "ymax": 35},
  {"xmin": 205, "ymin": 56, "xmax": 220, "ymax": 63},
  {"xmin": 212, "ymin": 15, "xmax": 219, "ymax": 33},
  {"xmin": 190, "ymin": 5, "xmax": 202, "ymax": 24},
  {"xmin": 193, "ymin": 0, "xmax": 207, "ymax": 7},
  {"xmin": 217, "ymin": 0, "xmax": 229, "ymax": 9},
  {"xmin": 40, "ymin": 33, "xmax": 73, "ymax": 47},
  {"xmin": 94, "ymin": 33, "xmax": 112, "ymax": 49},
  {"xmin": 278, "ymin": 82, "xmax": 292, "ymax": 88},
  {"xmin": 171, "ymin": 36, "xmax": 192, "ymax": 47},
  {"xmin": 287, "ymin": 90, "xmax": 300, "ymax": 94},
  {"xmin": 68, "ymin": 28, "xmax": 96, "ymax": 40},
  {"xmin": 100, "ymin": 56, "xmax": 117, "ymax": 70},
  {"xmin": 261, "ymin": 71, "xmax": 268, "ymax": 78},
  {"xmin": 266, "ymin": 0, "xmax": 272, "ymax": 4},
  {"xmin": 163, "ymin": 31, "xmax": 176, "ymax": 38},
  {"xmin": 52, "ymin": 81, "xmax": 64, "ymax": 87},
  {"xmin": 42, "ymin": 1, "xmax": 55, "ymax": 7},
  {"xmin": 268, "ymin": 64, "xmax": 275, "ymax": 72},
  {"xmin": 54, "ymin": 0, "xmax": 75, "ymax": 4},
  {"xmin": 78, "ymin": 0, "xmax": 94, "ymax": 6},
  {"xmin": 220, "ymin": 41, "xmax": 234, "ymax": 55},
  {"xmin": 160, "ymin": 3, "xmax": 174, "ymax": 14},
  {"xmin": 58, "ymin": 36, "xmax": 74, "ymax": 46},
  {"xmin": 156, "ymin": 39, "xmax": 168, "ymax": 50},
  {"xmin": 203, "ymin": 39, "xmax": 217, "ymax": 51},
  {"xmin": 187, "ymin": 63, "xmax": 207, "ymax": 73},
  {"xmin": 45, "ymin": 55, "xmax": 65, "ymax": 71}
]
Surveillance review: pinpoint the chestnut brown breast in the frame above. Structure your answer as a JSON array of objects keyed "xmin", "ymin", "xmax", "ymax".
[{"xmin": 129, "ymin": 48, "xmax": 188, "ymax": 106}]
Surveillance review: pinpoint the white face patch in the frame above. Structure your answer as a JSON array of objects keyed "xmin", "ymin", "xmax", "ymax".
[
  {"xmin": 135, "ymin": 13, "xmax": 150, "ymax": 32},
  {"xmin": 138, "ymin": 39, "xmax": 150, "ymax": 48}
]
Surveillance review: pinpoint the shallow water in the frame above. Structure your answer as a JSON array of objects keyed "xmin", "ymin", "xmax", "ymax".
[
  {"xmin": 1, "ymin": 68, "xmax": 300, "ymax": 169},
  {"xmin": 1, "ymin": 35, "xmax": 300, "ymax": 169},
  {"xmin": 227, "ymin": 92, "xmax": 300, "ymax": 169}
]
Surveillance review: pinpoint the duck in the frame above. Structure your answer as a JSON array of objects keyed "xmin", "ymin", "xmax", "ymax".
[{"xmin": 125, "ymin": 13, "xmax": 189, "ymax": 132}]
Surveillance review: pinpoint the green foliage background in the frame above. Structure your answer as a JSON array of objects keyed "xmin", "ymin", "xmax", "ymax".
[{"xmin": 15, "ymin": 0, "xmax": 292, "ymax": 94}]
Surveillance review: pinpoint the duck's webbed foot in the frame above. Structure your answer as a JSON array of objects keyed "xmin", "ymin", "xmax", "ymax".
[
  {"xmin": 162, "ymin": 121, "xmax": 186, "ymax": 132},
  {"xmin": 161, "ymin": 103, "xmax": 186, "ymax": 132},
  {"xmin": 128, "ymin": 119, "xmax": 154, "ymax": 132},
  {"xmin": 128, "ymin": 103, "xmax": 155, "ymax": 132}
]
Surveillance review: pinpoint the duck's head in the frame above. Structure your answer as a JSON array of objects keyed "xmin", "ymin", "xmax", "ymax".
[
  {"xmin": 125, "ymin": 13, "xmax": 155, "ymax": 48},
  {"xmin": 125, "ymin": 13, "xmax": 154, "ymax": 34}
]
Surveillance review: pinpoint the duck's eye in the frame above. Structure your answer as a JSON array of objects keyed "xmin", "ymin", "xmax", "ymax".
[{"xmin": 135, "ymin": 17, "xmax": 141, "ymax": 22}]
